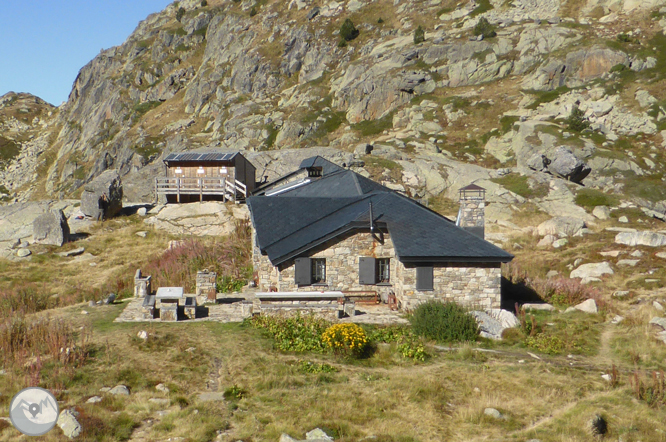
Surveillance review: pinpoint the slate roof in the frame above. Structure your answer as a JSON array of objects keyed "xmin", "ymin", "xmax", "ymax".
[
  {"xmin": 247, "ymin": 157, "xmax": 514, "ymax": 266},
  {"xmin": 253, "ymin": 156, "xmax": 345, "ymax": 195}
]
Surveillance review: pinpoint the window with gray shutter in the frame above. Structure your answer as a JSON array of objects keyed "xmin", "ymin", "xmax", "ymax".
[
  {"xmin": 359, "ymin": 257, "xmax": 376, "ymax": 284},
  {"xmin": 416, "ymin": 266, "xmax": 433, "ymax": 291},
  {"xmin": 295, "ymin": 257, "xmax": 311, "ymax": 286}
]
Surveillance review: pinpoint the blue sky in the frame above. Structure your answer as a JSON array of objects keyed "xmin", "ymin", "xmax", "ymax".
[{"xmin": 0, "ymin": 1, "xmax": 173, "ymax": 106}]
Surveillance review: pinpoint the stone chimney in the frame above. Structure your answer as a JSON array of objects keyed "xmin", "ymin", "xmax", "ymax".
[{"xmin": 456, "ymin": 184, "xmax": 485, "ymax": 239}]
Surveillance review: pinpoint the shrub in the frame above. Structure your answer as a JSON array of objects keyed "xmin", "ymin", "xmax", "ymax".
[
  {"xmin": 377, "ymin": 17, "xmax": 384, "ymax": 24},
  {"xmin": 176, "ymin": 7, "xmax": 186, "ymax": 22},
  {"xmin": 223, "ymin": 384, "xmax": 247, "ymax": 400},
  {"xmin": 630, "ymin": 370, "xmax": 665, "ymax": 408},
  {"xmin": 298, "ymin": 360, "xmax": 337, "ymax": 374},
  {"xmin": 340, "ymin": 18, "xmax": 359, "ymax": 41},
  {"xmin": 250, "ymin": 6, "xmax": 257, "ymax": 16},
  {"xmin": 338, "ymin": 39, "xmax": 348, "ymax": 48},
  {"xmin": 251, "ymin": 314, "xmax": 329, "ymax": 352},
  {"xmin": 413, "ymin": 25, "xmax": 425, "ymax": 44},
  {"xmin": 410, "ymin": 301, "xmax": 479, "ymax": 343},
  {"xmin": 473, "ymin": 17, "xmax": 496, "ymax": 39},
  {"xmin": 397, "ymin": 335, "xmax": 427, "ymax": 361},
  {"xmin": 566, "ymin": 105, "xmax": 590, "ymax": 132},
  {"xmin": 201, "ymin": 0, "xmax": 207, "ymax": 6},
  {"xmin": 322, "ymin": 323, "xmax": 368, "ymax": 357},
  {"xmin": 526, "ymin": 333, "xmax": 565, "ymax": 354}
]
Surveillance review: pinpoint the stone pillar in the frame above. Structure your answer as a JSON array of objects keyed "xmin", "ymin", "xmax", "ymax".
[
  {"xmin": 196, "ymin": 270, "xmax": 217, "ymax": 301},
  {"xmin": 134, "ymin": 269, "xmax": 152, "ymax": 297},
  {"xmin": 456, "ymin": 184, "xmax": 485, "ymax": 239}
]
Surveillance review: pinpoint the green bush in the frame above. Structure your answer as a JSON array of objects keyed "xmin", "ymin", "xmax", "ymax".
[
  {"xmin": 575, "ymin": 188, "xmax": 619, "ymax": 208},
  {"xmin": 413, "ymin": 25, "xmax": 425, "ymax": 44},
  {"xmin": 250, "ymin": 6, "xmax": 257, "ymax": 16},
  {"xmin": 251, "ymin": 314, "xmax": 329, "ymax": 352},
  {"xmin": 377, "ymin": 17, "xmax": 384, "ymax": 24},
  {"xmin": 566, "ymin": 105, "xmax": 590, "ymax": 132},
  {"xmin": 201, "ymin": 0, "xmax": 207, "ymax": 6},
  {"xmin": 473, "ymin": 17, "xmax": 496, "ymax": 39},
  {"xmin": 176, "ymin": 7, "xmax": 186, "ymax": 22},
  {"xmin": 410, "ymin": 301, "xmax": 479, "ymax": 343},
  {"xmin": 340, "ymin": 18, "xmax": 359, "ymax": 41},
  {"xmin": 526, "ymin": 333, "xmax": 565, "ymax": 354}
]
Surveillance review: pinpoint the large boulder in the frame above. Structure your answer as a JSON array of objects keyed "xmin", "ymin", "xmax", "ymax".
[
  {"xmin": 570, "ymin": 262, "xmax": 614, "ymax": 282},
  {"xmin": 537, "ymin": 216, "xmax": 586, "ymax": 237},
  {"xmin": 81, "ymin": 170, "xmax": 123, "ymax": 221},
  {"xmin": 33, "ymin": 209, "xmax": 70, "ymax": 246},
  {"xmin": 615, "ymin": 231, "xmax": 666, "ymax": 247},
  {"xmin": 548, "ymin": 146, "xmax": 591, "ymax": 183}
]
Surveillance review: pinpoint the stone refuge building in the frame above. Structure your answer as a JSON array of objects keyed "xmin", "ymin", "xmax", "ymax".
[{"xmin": 247, "ymin": 157, "xmax": 513, "ymax": 311}]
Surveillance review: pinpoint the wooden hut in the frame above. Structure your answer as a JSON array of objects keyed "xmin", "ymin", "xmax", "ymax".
[{"xmin": 155, "ymin": 152, "xmax": 256, "ymax": 203}]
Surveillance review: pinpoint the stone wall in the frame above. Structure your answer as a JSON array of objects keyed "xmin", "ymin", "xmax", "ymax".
[
  {"xmin": 252, "ymin": 227, "xmax": 502, "ymax": 311},
  {"xmin": 397, "ymin": 262, "xmax": 501, "ymax": 311}
]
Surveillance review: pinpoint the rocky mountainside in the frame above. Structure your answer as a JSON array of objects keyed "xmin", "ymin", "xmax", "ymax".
[{"xmin": 2, "ymin": 0, "xmax": 666, "ymax": 224}]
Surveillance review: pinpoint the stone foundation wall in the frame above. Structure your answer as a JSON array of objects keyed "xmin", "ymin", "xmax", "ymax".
[{"xmin": 251, "ymin": 227, "xmax": 502, "ymax": 311}]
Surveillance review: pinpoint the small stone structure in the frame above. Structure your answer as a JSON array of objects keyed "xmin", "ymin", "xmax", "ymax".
[
  {"xmin": 134, "ymin": 269, "xmax": 152, "ymax": 298},
  {"xmin": 81, "ymin": 169, "xmax": 123, "ymax": 220},
  {"xmin": 456, "ymin": 184, "xmax": 485, "ymax": 239},
  {"xmin": 196, "ymin": 269, "xmax": 217, "ymax": 302},
  {"xmin": 33, "ymin": 209, "xmax": 70, "ymax": 246}
]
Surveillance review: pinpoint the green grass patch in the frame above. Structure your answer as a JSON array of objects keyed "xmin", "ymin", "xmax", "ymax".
[
  {"xmin": 469, "ymin": 0, "xmax": 493, "ymax": 17},
  {"xmin": 574, "ymin": 188, "xmax": 619, "ymax": 208},
  {"xmin": 352, "ymin": 112, "xmax": 394, "ymax": 137},
  {"xmin": 491, "ymin": 173, "xmax": 549, "ymax": 199},
  {"xmin": 621, "ymin": 173, "xmax": 666, "ymax": 203},
  {"xmin": 524, "ymin": 86, "xmax": 571, "ymax": 110},
  {"xmin": 0, "ymin": 136, "xmax": 20, "ymax": 169},
  {"xmin": 133, "ymin": 100, "xmax": 162, "ymax": 118},
  {"xmin": 499, "ymin": 115, "xmax": 519, "ymax": 134}
]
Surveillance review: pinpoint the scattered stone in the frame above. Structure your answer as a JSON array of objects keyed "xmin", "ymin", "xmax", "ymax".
[
  {"xmin": 553, "ymin": 238, "xmax": 568, "ymax": 248},
  {"xmin": 612, "ymin": 290, "xmax": 630, "ymax": 299},
  {"xmin": 88, "ymin": 300, "xmax": 96, "ymax": 307},
  {"xmin": 486, "ymin": 309, "xmax": 519, "ymax": 328},
  {"xmin": 99, "ymin": 387, "xmax": 111, "ymax": 392},
  {"xmin": 537, "ymin": 235, "xmax": 555, "ymax": 247},
  {"xmin": 537, "ymin": 217, "xmax": 586, "ymax": 237},
  {"xmin": 470, "ymin": 311, "xmax": 505, "ymax": 340},
  {"xmin": 137, "ymin": 207, "xmax": 148, "ymax": 217},
  {"xmin": 33, "ymin": 209, "xmax": 70, "ymax": 246},
  {"xmin": 156, "ymin": 383, "xmax": 170, "ymax": 393},
  {"xmin": 615, "ymin": 231, "xmax": 666, "ymax": 247},
  {"xmin": 306, "ymin": 428, "xmax": 334, "ymax": 441},
  {"xmin": 656, "ymin": 252, "xmax": 666, "ymax": 259},
  {"xmin": 617, "ymin": 259, "xmax": 639, "ymax": 267},
  {"xmin": 601, "ymin": 374, "xmax": 612, "ymax": 382},
  {"xmin": 611, "ymin": 315, "xmax": 624, "ymax": 324},
  {"xmin": 650, "ymin": 317, "xmax": 666, "ymax": 330},
  {"xmin": 136, "ymin": 231, "xmax": 148, "ymax": 238},
  {"xmin": 546, "ymin": 270, "xmax": 559, "ymax": 278},
  {"xmin": 630, "ymin": 250, "xmax": 644, "ymax": 258},
  {"xmin": 574, "ymin": 299, "xmax": 598, "ymax": 314},
  {"xmin": 570, "ymin": 262, "xmax": 613, "ymax": 282},
  {"xmin": 618, "ymin": 216, "xmax": 629, "ymax": 223},
  {"xmin": 307, "ymin": 6, "xmax": 320, "ymax": 20},
  {"xmin": 109, "ymin": 385, "xmax": 130, "ymax": 396},
  {"xmin": 137, "ymin": 330, "xmax": 148, "ymax": 340},
  {"xmin": 105, "ymin": 293, "xmax": 116, "ymax": 304},
  {"xmin": 16, "ymin": 248, "xmax": 31, "ymax": 257},
  {"xmin": 280, "ymin": 435, "xmax": 298, "ymax": 442},
  {"xmin": 484, "ymin": 408, "xmax": 505, "ymax": 419},
  {"xmin": 654, "ymin": 301, "xmax": 664, "ymax": 312},
  {"xmin": 522, "ymin": 303, "xmax": 556, "ymax": 312},
  {"xmin": 86, "ymin": 396, "xmax": 102, "ymax": 404},
  {"xmin": 593, "ymin": 206, "xmax": 610, "ymax": 220},
  {"xmin": 573, "ymin": 258, "xmax": 583, "ymax": 267},
  {"xmin": 81, "ymin": 310, "xmax": 88, "ymax": 315},
  {"xmin": 600, "ymin": 251, "xmax": 621, "ymax": 257},
  {"xmin": 58, "ymin": 247, "xmax": 85, "ymax": 257},
  {"xmin": 81, "ymin": 169, "xmax": 123, "ymax": 221},
  {"xmin": 57, "ymin": 409, "xmax": 82, "ymax": 439}
]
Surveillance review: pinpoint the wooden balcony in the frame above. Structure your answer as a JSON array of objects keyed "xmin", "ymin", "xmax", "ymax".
[{"xmin": 155, "ymin": 177, "xmax": 247, "ymax": 202}]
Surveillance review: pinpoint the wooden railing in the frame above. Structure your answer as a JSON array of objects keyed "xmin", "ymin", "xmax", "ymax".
[{"xmin": 155, "ymin": 177, "xmax": 247, "ymax": 202}]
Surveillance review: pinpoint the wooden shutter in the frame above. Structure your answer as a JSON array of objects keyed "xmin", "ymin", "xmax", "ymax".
[
  {"xmin": 295, "ymin": 257, "xmax": 311, "ymax": 286},
  {"xmin": 359, "ymin": 257, "xmax": 376, "ymax": 285},
  {"xmin": 416, "ymin": 266, "xmax": 433, "ymax": 291}
]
